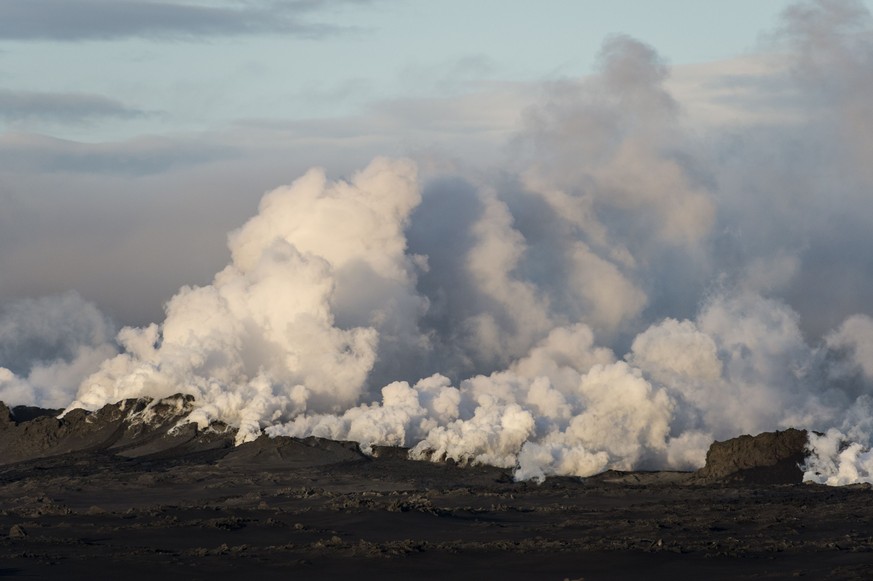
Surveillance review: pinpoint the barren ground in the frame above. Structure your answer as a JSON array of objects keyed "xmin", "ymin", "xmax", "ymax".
[{"xmin": 2, "ymin": 434, "xmax": 872, "ymax": 580}]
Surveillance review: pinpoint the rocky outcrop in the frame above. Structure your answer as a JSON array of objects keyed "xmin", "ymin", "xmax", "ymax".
[
  {"xmin": 0, "ymin": 394, "xmax": 235, "ymax": 465},
  {"xmin": 695, "ymin": 428, "xmax": 810, "ymax": 484},
  {"xmin": 219, "ymin": 435, "xmax": 367, "ymax": 469},
  {"xmin": 1, "ymin": 396, "xmax": 817, "ymax": 485},
  {"xmin": 0, "ymin": 396, "xmax": 371, "ymax": 469},
  {"xmin": 0, "ymin": 401, "xmax": 12, "ymax": 429}
]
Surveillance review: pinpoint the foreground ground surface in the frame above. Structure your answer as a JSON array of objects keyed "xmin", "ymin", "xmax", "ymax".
[{"xmin": 2, "ymin": 435, "xmax": 873, "ymax": 580}]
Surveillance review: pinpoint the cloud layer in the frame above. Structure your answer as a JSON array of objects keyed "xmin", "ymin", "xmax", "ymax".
[
  {"xmin": 0, "ymin": 90, "xmax": 145, "ymax": 123},
  {"xmin": 0, "ymin": 0, "xmax": 366, "ymax": 41}
]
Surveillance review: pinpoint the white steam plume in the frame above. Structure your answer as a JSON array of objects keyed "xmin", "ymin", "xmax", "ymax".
[
  {"xmin": 2, "ymin": 0, "xmax": 873, "ymax": 483},
  {"xmin": 69, "ymin": 158, "xmax": 423, "ymax": 442}
]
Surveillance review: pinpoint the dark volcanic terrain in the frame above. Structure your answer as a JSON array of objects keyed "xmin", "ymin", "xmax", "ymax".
[{"xmin": 1, "ymin": 396, "xmax": 872, "ymax": 580}]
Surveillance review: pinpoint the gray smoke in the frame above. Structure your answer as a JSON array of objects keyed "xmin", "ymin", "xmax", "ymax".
[{"xmin": 0, "ymin": 291, "xmax": 117, "ymax": 408}]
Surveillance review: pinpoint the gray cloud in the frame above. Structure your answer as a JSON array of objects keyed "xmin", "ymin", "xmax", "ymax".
[
  {"xmin": 0, "ymin": 0, "xmax": 369, "ymax": 42},
  {"xmin": 0, "ymin": 90, "xmax": 146, "ymax": 123},
  {"xmin": 0, "ymin": 291, "xmax": 115, "ymax": 376},
  {"xmin": 0, "ymin": 132, "xmax": 237, "ymax": 175}
]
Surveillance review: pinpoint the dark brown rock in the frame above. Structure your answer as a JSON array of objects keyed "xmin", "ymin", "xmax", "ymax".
[
  {"xmin": 370, "ymin": 445, "xmax": 411, "ymax": 460},
  {"xmin": 0, "ymin": 401, "xmax": 12, "ymax": 429},
  {"xmin": 219, "ymin": 435, "xmax": 367, "ymax": 469},
  {"xmin": 0, "ymin": 394, "xmax": 235, "ymax": 465},
  {"xmin": 696, "ymin": 428, "xmax": 810, "ymax": 484}
]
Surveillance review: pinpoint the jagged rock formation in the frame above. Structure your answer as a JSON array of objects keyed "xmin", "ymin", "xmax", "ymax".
[
  {"xmin": 0, "ymin": 394, "xmax": 235, "ymax": 465},
  {"xmin": 0, "ymin": 396, "xmax": 377, "ymax": 469},
  {"xmin": 695, "ymin": 428, "xmax": 810, "ymax": 484},
  {"xmin": 1, "ymin": 396, "xmax": 815, "ymax": 486}
]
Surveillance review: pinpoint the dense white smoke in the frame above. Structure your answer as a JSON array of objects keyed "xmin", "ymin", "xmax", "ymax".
[
  {"xmin": 4, "ymin": 0, "xmax": 873, "ymax": 483},
  {"xmin": 68, "ymin": 158, "xmax": 424, "ymax": 440}
]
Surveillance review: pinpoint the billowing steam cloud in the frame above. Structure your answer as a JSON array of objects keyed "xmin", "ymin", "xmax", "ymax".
[{"xmin": 5, "ymin": 0, "xmax": 873, "ymax": 483}]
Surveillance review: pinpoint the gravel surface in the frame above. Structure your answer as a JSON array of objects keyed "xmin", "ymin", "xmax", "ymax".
[{"xmin": 1, "ymin": 398, "xmax": 871, "ymax": 580}]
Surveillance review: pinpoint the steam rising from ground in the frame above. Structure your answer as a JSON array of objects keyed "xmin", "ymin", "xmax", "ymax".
[{"xmin": 5, "ymin": 0, "xmax": 873, "ymax": 483}]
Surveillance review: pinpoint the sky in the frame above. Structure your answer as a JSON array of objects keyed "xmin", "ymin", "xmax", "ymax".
[
  {"xmin": 0, "ymin": 0, "xmax": 846, "ymax": 326},
  {"xmin": 5, "ymin": 1, "xmax": 873, "ymax": 483},
  {"xmin": 1, "ymin": 1, "xmax": 796, "ymax": 142}
]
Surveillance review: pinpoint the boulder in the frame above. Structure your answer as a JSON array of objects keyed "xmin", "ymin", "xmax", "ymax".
[
  {"xmin": 695, "ymin": 428, "xmax": 810, "ymax": 484},
  {"xmin": 9, "ymin": 524, "xmax": 27, "ymax": 539}
]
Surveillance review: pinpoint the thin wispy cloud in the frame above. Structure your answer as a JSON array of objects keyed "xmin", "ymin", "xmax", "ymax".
[
  {"xmin": 0, "ymin": 90, "xmax": 146, "ymax": 123},
  {"xmin": 0, "ymin": 0, "xmax": 370, "ymax": 42},
  {"xmin": 0, "ymin": 132, "xmax": 237, "ymax": 174}
]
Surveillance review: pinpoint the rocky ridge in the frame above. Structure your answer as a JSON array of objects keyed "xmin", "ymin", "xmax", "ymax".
[
  {"xmin": 0, "ymin": 394, "xmax": 234, "ymax": 465},
  {"xmin": 0, "ymin": 396, "xmax": 814, "ymax": 484}
]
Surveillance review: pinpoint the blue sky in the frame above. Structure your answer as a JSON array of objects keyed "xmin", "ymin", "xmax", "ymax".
[{"xmin": 0, "ymin": 0, "xmax": 842, "ymax": 142}]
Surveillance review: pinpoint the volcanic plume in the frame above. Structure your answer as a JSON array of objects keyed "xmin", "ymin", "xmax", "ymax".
[{"xmin": 3, "ymin": 0, "xmax": 873, "ymax": 484}]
